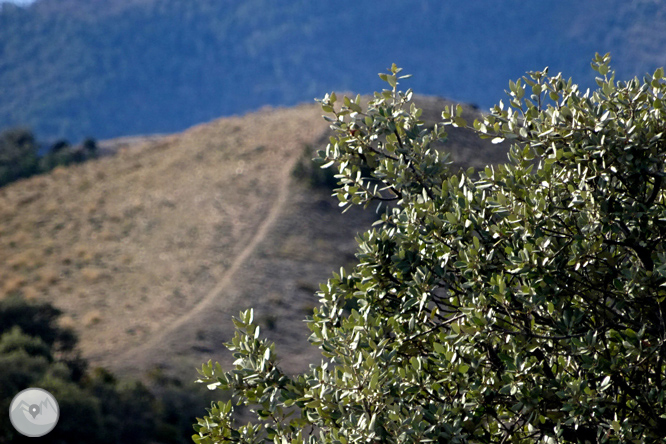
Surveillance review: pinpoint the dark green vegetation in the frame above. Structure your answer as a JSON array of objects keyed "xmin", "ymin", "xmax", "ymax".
[
  {"xmin": 195, "ymin": 57, "xmax": 666, "ymax": 442},
  {"xmin": 0, "ymin": 127, "xmax": 97, "ymax": 187},
  {"xmin": 0, "ymin": 295, "xmax": 218, "ymax": 444},
  {"xmin": 292, "ymin": 145, "xmax": 345, "ymax": 191},
  {"xmin": 1, "ymin": 0, "xmax": 665, "ymax": 141}
]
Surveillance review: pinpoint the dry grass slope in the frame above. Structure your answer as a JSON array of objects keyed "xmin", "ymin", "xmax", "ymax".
[{"xmin": 0, "ymin": 96, "xmax": 509, "ymax": 380}]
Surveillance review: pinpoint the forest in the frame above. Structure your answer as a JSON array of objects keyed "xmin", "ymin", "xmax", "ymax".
[{"xmin": 1, "ymin": 0, "xmax": 664, "ymax": 141}]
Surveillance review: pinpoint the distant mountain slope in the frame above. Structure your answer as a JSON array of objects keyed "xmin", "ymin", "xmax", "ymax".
[
  {"xmin": 1, "ymin": 0, "xmax": 665, "ymax": 141},
  {"xmin": 0, "ymin": 96, "xmax": 508, "ymax": 378}
]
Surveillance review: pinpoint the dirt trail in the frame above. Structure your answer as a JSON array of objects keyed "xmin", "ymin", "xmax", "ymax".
[{"xmin": 117, "ymin": 154, "xmax": 299, "ymax": 366}]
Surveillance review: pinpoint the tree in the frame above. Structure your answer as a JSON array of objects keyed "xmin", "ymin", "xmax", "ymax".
[
  {"xmin": 0, "ymin": 293, "xmax": 77, "ymax": 355},
  {"xmin": 193, "ymin": 55, "xmax": 666, "ymax": 443},
  {"xmin": 0, "ymin": 127, "xmax": 38, "ymax": 186},
  {"xmin": 82, "ymin": 137, "xmax": 98, "ymax": 158},
  {"xmin": 0, "ymin": 295, "xmax": 202, "ymax": 444}
]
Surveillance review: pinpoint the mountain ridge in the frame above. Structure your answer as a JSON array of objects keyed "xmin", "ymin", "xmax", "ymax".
[{"xmin": 1, "ymin": 0, "xmax": 665, "ymax": 141}]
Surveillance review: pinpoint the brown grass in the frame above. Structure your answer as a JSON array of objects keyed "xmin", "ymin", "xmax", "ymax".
[
  {"xmin": 82, "ymin": 310, "xmax": 102, "ymax": 326},
  {"xmin": 58, "ymin": 314, "xmax": 76, "ymax": 330},
  {"xmin": 80, "ymin": 267, "xmax": 106, "ymax": 283},
  {"xmin": 21, "ymin": 286, "xmax": 41, "ymax": 301},
  {"xmin": 38, "ymin": 267, "xmax": 60, "ymax": 285},
  {"xmin": 2, "ymin": 275, "xmax": 26, "ymax": 294}
]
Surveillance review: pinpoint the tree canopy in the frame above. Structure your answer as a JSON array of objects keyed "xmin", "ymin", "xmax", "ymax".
[{"xmin": 194, "ymin": 54, "xmax": 666, "ymax": 443}]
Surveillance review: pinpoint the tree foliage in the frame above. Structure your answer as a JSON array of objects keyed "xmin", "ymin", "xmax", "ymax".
[
  {"xmin": 0, "ymin": 126, "xmax": 99, "ymax": 188},
  {"xmin": 0, "ymin": 295, "xmax": 213, "ymax": 444},
  {"xmin": 194, "ymin": 55, "xmax": 666, "ymax": 443},
  {"xmin": 0, "ymin": 127, "xmax": 39, "ymax": 186}
]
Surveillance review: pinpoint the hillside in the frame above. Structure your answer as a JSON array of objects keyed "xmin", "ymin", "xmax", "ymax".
[
  {"xmin": 0, "ymin": 95, "xmax": 509, "ymax": 380},
  {"xmin": 1, "ymin": 0, "xmax": 665, "ymax": 141}
]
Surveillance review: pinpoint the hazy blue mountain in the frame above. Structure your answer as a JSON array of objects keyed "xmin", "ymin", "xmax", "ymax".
[
  {"xmin": 1, "ymin": 0, "xmax": 35, "ymax": 5},
  {"xmin": 1, "ymin": 0, "xmax": 665, "ymax": 141}
]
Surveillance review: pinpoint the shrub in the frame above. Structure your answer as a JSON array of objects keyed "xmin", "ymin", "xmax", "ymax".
[
  {"xmin": 0, "ymin": 127, "xmax": 38, "ymax": 186},
  {"xmin": 292, "ymin": 145, "xmax": 339, "ymax": 190},
  {"xmin": 0, "ymin": 296, "xmax": 206, "ymax": 443}
]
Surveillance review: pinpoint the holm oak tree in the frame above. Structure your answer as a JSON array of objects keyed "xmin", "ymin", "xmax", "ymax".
[{"xmin": 194, "ymin": 54, "xmax": 666, "ymax": 443}]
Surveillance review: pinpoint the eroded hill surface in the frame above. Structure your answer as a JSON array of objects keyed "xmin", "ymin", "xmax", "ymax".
[{"xmin": 0, "ymin": 96, "xmax": 509, "ymax": 379}]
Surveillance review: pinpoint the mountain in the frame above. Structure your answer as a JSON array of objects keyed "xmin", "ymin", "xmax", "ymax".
[
  {"xmin": 0, "ymin": 95, "xmax": 509, "ymax": 379},
  {"xmin": 1, "ymin": 0, "xmax": 665, "ymax": 141}
]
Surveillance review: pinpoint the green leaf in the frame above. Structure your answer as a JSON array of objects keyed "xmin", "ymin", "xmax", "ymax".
[
  {"xmin": 369, "ymin": 372, "xmax": 379, "ymax": 389},
  {"xmin": 348, "ymin": 102, "xmax": 362, "ymax": 113}
]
